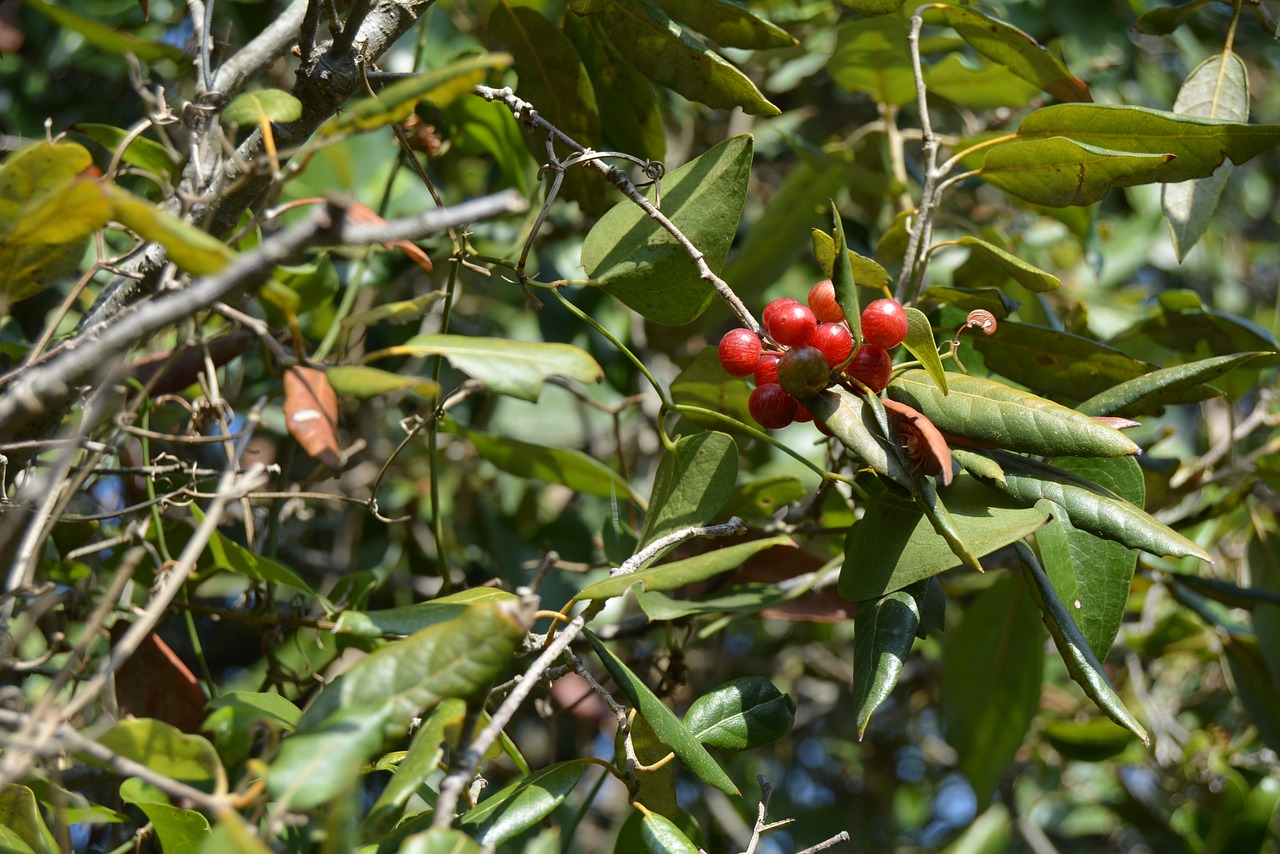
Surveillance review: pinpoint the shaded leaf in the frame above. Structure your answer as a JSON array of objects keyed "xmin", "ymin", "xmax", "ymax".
[
  {"xmin": 266, "ymin": 708, "xmax": 390, "ymax": 809},
  {"xmin": 343, "ymin": 201, "xmax": 433, "ymax": 271},
  {"xmin": 25, "ymin": 0, "xmax": 188, "ymax": 62},
  {"xmin": 1133, "ymin": 0, "xmax": 1218, "ymax": 35},
  {"xmin": 670, "ymin": 347, "xmax": 753, "ymax": 434},
  {"xmin": 973, "ymin": 322, "xmax": 1155, "ymax": 401},
  {"xmin": 682, "ymin": 676, "xmax": 796, "ymax": 750},
  {"xmin": 582, "ymin": 135, "xmax": 752, "ymax": 324},
  {"xmin": 980, "ymin": 137, "xmax": 1176, "ymax": 207},
  {"xmin": 923, "ymin": 53, "xmax": 1042, "ymax": 110},
  {"xmin": 637, "ymin": 432, "xmax": 738, "ymax": 551},
  {"xmin": 1221, "ymin": 634, "xmax": 1280, "ymax": 754},
  {"xmin": 882, "ymin": 398, "xmax": 954, "ymax": 485},
  {"xmin": 342, "ymin": 292, "xmax": 445, "ymax": 328},
  {"xmin": 120, "ymin": 778, "xmax": 212, "ymax": 851},
  {"xmin": 395, "ymin": 334, "xmax": 603, "ymax": 402},
  {"xmin": 641, "ymin": 812, "xmax": 700, "ymax": 853},
  {"xmin": 326, "ymin": 365, "xmax": 439, "ymax": 399},
  {"xmin": 655, "ymin": 0, "xmax": 795, "ymax": 49},
  {"xmin": 947, "ymin": 236, "xmax": 1061, "ymax": 293},
  {"xmin": 585, "ymin": 631, "xmax": 738, "ymax": 795},
  {"xmin": 222, "ymin": 89, "xmax": 302, "ymax": 125},
  {"xmin": 1076, "ymin": 352, "xmax": 1270, "ymax": 417},
  {"xmin": 127, "ymin": 333, "xmax": 251, "ymax": 397},
  {"xmin": 283, "ymin": 365, "xmax": 342, "ymax": 471},
  {"xmin": 458, "ymin": 761, "xmax": 588, "ymax": 845},
  {"xmin": 111, "ymin": 624, "xmax": 207, "ymax": 735},
  {"xmin": 0, "ymin": 785, "xmax": 58, "ymax": 854},
  {"xmin": 923, "ymin": 285, "xmax": 1020, "ymax": 318},
  {"xmin": 366, "ymin": 699, "xmax": 466, "ymax": 831},
  {"xmin": 828, "ymin": 16, "xmax": 915, "ymax": 106},
  {"xmin": 576, "ymin": 536, "xmax": 793, "ymax": 601},
  {"xmin": 94, "ymin": 720, "xmax": 222, "ymax": 788},
  {"xmin": 108, "ymin": 186, "xmax": 234, "ymax": 274},
  {"xmin": 460, "ymin": 426, "xmax": 636, "ymax": 501},
  {"xmin": 334, "ymin": 588, "xmax": 521, "ymax": 637},
  {"xmin": 72, "ymin": 123, "xmax": 177, "ymax": 180},
  {"xmin": 851, "ymin": 587, "xmax": 919, "ymax": 738},
  {"xmin": 192, "ymin": 505, "xmax": 324, "ymax": 599},
  {"xmin": 901, "ymin": 307, "xmax": 948, "ymax": 395},
  {"xmin": 1111, "ymin": 289, "xmax": 1280, "ymax": 363}
]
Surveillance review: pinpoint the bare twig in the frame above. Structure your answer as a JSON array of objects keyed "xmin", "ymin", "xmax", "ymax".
[
  {"xmin": 894, "ymin": 13, "xmax": 942, "ymax": 305},
  {"xmin": 211, "ymin": 0, "xmax": 309, "ymax": 97},
  {"xmin": 612, "ymin": 517, "xmax": 746, "ymax": 577}
]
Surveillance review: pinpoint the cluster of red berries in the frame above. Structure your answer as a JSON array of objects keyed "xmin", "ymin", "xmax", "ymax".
[{"xmin": 718, "ymin": 280, "xmax": 909, "ymax": 430}]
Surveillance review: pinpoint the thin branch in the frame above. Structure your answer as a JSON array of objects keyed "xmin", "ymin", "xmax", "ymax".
[
  {"xmin": 212, "ymin": 0, "xmax": 310, "ymax": 97},
  {"xmin": 612, "ymin": 518, "xmax": 746, "ymax": 577},
  {"xmin": 894, "ymin": 13, "xmax": 942, "ymax": 305}
]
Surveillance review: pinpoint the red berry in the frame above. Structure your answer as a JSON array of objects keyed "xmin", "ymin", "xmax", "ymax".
[
  {"xmin": 861, "ymin": 299, "xmax": 909, "ymax": 349},
  {"xmin": 753, "ymin": 351, "xmax": 780, "ymax": 386},
  {"xmin": 808, "ymin": 279, "xmax": 845, "ymax": 324},
  {"xmin": 847, "ymin": 345, "xmax": 893, "ymax": 393},
  {"xmin": 718, "ymin": 328, "xmax": 763, "ymax": 377},
  {"xmin": 794, "ymin": 404, "xmax": 814, "ymax": 424},
  {"xmin": 762, "ymin": 298, "xmax": 800, "ymax": 330},
  {"xmin": 766, "ymin": 303, "xmax": 817, "ymax": 347},
  {"xmin": 810, "ymin": 323, "xmax": 853, "ymax": 367},
  {"xmin": 748, "ymin": 383, "xmax": 798, "ymax": 429},
  {"xmin": 777, "ymin": 345, "xmax": 830, "ymax": 399}
]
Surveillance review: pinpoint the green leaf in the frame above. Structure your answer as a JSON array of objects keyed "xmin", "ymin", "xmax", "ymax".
[
  {"xmin": 458, "ymin": 425, "xmax": 637, "ymax": 501},
  {"xmin": 577, "ymin": 535, "xmax": 792, "ymax": 602},
  {"xmin": 1163, "ymin": 54, "xmax": 1249, "ymax": 260},
  {"xmin": 1014, "ymin": 103, "xmax": 1280, "ymax": 184},
  {"xmin": 395, "ymin": 334, "xmax": 602, "ymax": 402},
  {"xmin": 596, "ymin": 0, "xmax": 779, "ymax": 115},
  {"xmin": 654, "ymin": 0, "xmax": 794, "ymax": 49},
  {"xmin": 108, "ymin": 187, "xmax": 234, "ymax": 275},
  {"xmin": 634, "ymin": 583, "xmax": 794, "ymax": 620},
  {"xmin": 222, "ymin": 90, "xmax": 303, "ymax": 125},
  {"xmin": 923, "ymin": 286, "xmax": 1020, "ymax": 318},
  {"xmin": 266, "ymin": 707, "xmax": 390, "ymax": 809},
  {"xmin": 0, "ymin": 785, "xmax": 58, "ymax": 854},
  {"xmin": 204, "ymin": 691, "xmax": 301, "ymax": 766},
  {"xmin": 947, "ymin": 236, "xmax": 1061, "ymax": 293},
  {"xmin": 901, "ymin": 307, "xmax": 948, "ymax": 394},
  {"xmin": 923, "ymin": 53, "xmax": 1043, "ymax": 110},
  {"xmin": 641, "ymin": 812, "xmax": 700, "ymax": 853},
  {"xmin": 1110, "ymin": 289, "xmax": 1280, "ymax": 364},
  {"xmin": 831, "ymin": 209, "xmax": 862, "ymax": 344},
  {"xmin": 119, "ymin": 778, "xmax": 212, "ymax": 851},
  {"xmin": 25, "ymin": 0, "xmax": 189, "ymax": 62},
  {"xmin": 637, "ymin": 431, "xmax": 738, "ymax": 551},
  {"xmin": 72, "ymin": 123, "xmax": 177, "ymax": 181},
  {"xmin": 488, "ymin": 4, "xmax": 603, "ymax": 213},
  {"xmin": 94, "ymin": 720, "xmax": 222, "ymax": 788},
  {"xmin": 920, "ymin": 5, "xmax": 1091, "ymax": 103},
  {"xmin": 320, "ymin": 53, "xmax": 513, "ymax": 136},
  {"xmin": 1134, "ymin": 0, "xmax": 1219, "ymax": 35},
  {"xmin": 670, "ymin": 347, "xmax": 753, "ymax": 434},
  {"xmin": 458, "ymin": 761, "xmax": 588, "ymax": 845},
  {"xmin": 393, "ymin": 829, "xmax": 482, "ymax": 854},
  {"xmin": 584, "ymin": 631, "xmax": 738, "ymax": 795},
  {"xmin": 808, "ymin": 227, "xmax": 893, "ymax": 289},
  {"xmin": 828, "ymin": 16, "xmax": 915, "ymax": 105},
  {"xmin": 334, "ymin": 588, "xmax": 521, "ymax": 637},
  {"xmin": 325, "ymin": 365, "xmax": 439, "ymax": 399},
  {"xmin": 979, "ymin": 137, "xmax": 1177, "ymax": 207},
  {"xmin": 886, "ymin": 370, "xmax": 1140, "ymax": 457},
  {"xmin": 851, "ymin": 587, "xmax": 920, "ymax": 738},
  {"xmin": 972, "ymin": 322, "xmax": 1154, "ymax": 401},
  {"xmin": 1076, "ymin": 352, "xmax": 1269, "ymax": 417},
  {"xmin": 342, "ymin": 292, "xmax": 445, "ymax": 328},
  {"xmin": 1016, "ymin": 542, "xmax": 1149, "ymax": 745},
  {"xmin": 804, "ymin": 387, "xmax": 912, "ymax": 488},
  {"xmin": 1221, "ymin": 633, "xmax": 1280, "ymax": 753},
  {"xmin": 581, "ymin": 135, "xmax": 753, "ymax": 324},
  {"xmin": 942, "ymin": 573, "xmax": 1045, "ymax": 806},
  {"xmin": 192, "ymin": 506, "xmax": 324, "ymax": 600},
  {"xmin": 840, "ymin": 475, "xmax": 1051, "ymax": 601},
  {"xmin": 366, "ymin": 699, "xmax": 466, "ymax": 831},
  {"xmin": 1041, "ymin": 717, "xmax": 1138, "ymax": 762},
  {"xmin": 682, "ymin": 676, "xmax": 796, "ymax": 750},
  {"xmin": 299, "ymin": 601, "xmax": 528, "ymax": 730},
  {"xmin": 2, "ymin": 176, "xmax": 111, "ymax": 247}
]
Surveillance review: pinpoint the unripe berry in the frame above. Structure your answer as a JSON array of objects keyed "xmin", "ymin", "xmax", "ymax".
[
  {"xmin": 777, "ymin": 345, "xmax": 830, "ymax": 399},
  {"xmin": 753, "ymin": 351, "xmax": 780, "ymax": 386},
  {"xmin": 860, "ymin": 299, "xmax": 909, "ymax": 349},
  {"xmin": 718, "ymin": 328, "xmax": 763, "ymax": 377},
  {"xmin": 748, "ymin": 383, "xmax": 798, "ymax": 429},
  {"xmin": 847, "ymin": 344, "xmax": 893, "ymax": 393},
  {"xmin": 807, "ymin": 279, "xmax": 845, "ymax": 324},
  {"xmin": 762, "ymin": 297, "xmax": 800, "ymax": 330},
  {"xmin": 766, "ymin": 302, "xmax": 818, "ymax": 347},
  {"xmin": 810, "ymin": 323, "xmax": 853, "ymax": 367}
]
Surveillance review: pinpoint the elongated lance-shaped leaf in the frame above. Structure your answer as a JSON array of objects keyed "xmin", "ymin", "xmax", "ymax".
[
  {"xmin": 388, "ymin": 334, "xmax": 602, "ymax": 403},
  {"xmin": 901, "ymin": 308, "xmax": 948, "ymax": 394},
  {"xmin": 805, "ymin": 387, "xmax": 913, "ymax": 487},
  {"xmin": 457, "ymin": 761, "xmax": 589, "ymax": 846},
  {"xmin": 852, "ymin": 587, "xmax": 920, "ymax": 739},
  {"xmin": 831, "ymin": 206, "xmax": 862, "ymax": 343},
  {"xmin": 947, "ymin": 236, "xmax": 1061, "ymax": 292},
  {"xmin": 1016, "ymin": 542, "xmax": 1149, "ymax": 745},
  {"xmin": 654, "ymin": 0, "xmax": 795, "ymax": 50},
  {"xmin": 574, "ymin": 535, "xmax": 793, "ymax": 602},
  {"xmin": 1077, "ymin": 352, "xmax": 1271, "ymax": 417},
  {"xmin": 975, "ymin": 450, "xmax": 1210, "ymax": 562},
  {"xmin": 973, "ymin": 322, "xmax": 1155, "ymax": 402},
  {"xmin": 980, "ymin": 137, "xmax": 1177, "ymax": 207},
  {"xmin": 886, "ymin": 370, "xmax": 1139, "ymax": 457}
]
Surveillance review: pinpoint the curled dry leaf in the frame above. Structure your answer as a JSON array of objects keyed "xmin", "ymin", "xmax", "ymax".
[
  {"xmin": 882, "ymin": 398, "xmax": 955, "ymax": 486},
  {"xmin": 284, "ymin": 365, "xmax": 342, "ymax": 471},
  {"xmin": 345, "ymin": 200, "xmax": 433, "ymax": 272},
  {"xmin": 964, "ymin": 309, "xmax": 998, "ymax": 335}
]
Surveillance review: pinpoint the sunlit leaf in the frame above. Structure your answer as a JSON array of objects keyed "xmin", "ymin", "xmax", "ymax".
[
  {"xmin": 0, "ymin": 785, "xmax": 58, "ymax": 854},
  {"xmin": 637, "ymin": 431, "xmax": 738, "ymax": 551},
  {"xmin": 460, "ymin": 425, "xmax": 637, "ymax": 501},
  {"xmin": 832, "ymin": 208, "xmax": 862, "ymax": 344},
  {"xmin": 682, "ymin": 677, "xmax": 795, "ymax": 750},
  {"xmin": 94, "ymin": 720, "xmax": 223, "ymax": 788},
  {"xmin": 575, "ymin": 536, "xmax": 793, "ymax": 601},
  {"xmin": 641, "ymin": 812, "xmax": 700, "ymax": 853},
  {"xmin": 458, "ymin": 761, "xmax": 588, "ymax": 846},
  {"xmin": 191, "ymin": 506, "xmax": 324, "ymax": 600},
  {"xmin": 334, "ymin": 588, "xmax": 521, "ymax": 637},
  {"xmin": 980, "ymin": 137, "xmax": 1176, "ymax": 207},
  {"xmin": 946, "ymin": 236, "xmax": 1061, "ymax": 293},
  {"xmin": 326, "ymin": 365, "xmax": 439, "ymax": 399},
  {"xmin": 72, "ymin": 123, "xmax": 177, "ymax": 181},
  {"xmin": 1077, "ymin": 352, "xmax": 1270, "ymax": 417},
  {"xmin": 1110, "ymin": 289, "xmax": 1280, "ymax": 363},
  {"xmin": 901, "ymin": 307, "xmax": 948, "ymax": 394},
  {"xmin": 222, "ymin": 89, "xmax": 302, "ymax": 125},
  {"xmin": 392, "ymin": 334, "xmax": 603, "ymax": 402},
  {"xmin": 923, "ymin": 53, "xmax": 1042, "ymax": 110},
  {"xmin": 366, "ymin": 699, "xmax": 466, "ymax": 831},
  {"xmin": 851, "ymin": 587, "xmax": 920, "ymax": 738},
  {"xmin": 654, "ymin": 0, "xmax": 794, "ymax": 49},
  {"xmin": 120, "ymin": 779, "xmax": 212, "ymax": 850},
  {"xmin": 108, "ymin": 186, "xmax": 234, "ymax": 274}
]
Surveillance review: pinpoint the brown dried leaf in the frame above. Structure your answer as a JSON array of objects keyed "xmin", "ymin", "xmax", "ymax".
[
  {"xmin": 883, "ymin": 398, "xmax": 955, "ymax": 485},
  {"xmin": 283, "ymin": 365, "xmax": 342, "ymax": 471},
  {"xmin": 111, "ymin": 624, "xmax": 206, "ymax": 734},
  {"xmin": 127, "ymin": 333, "xmax": 252, "ymax": 396}
]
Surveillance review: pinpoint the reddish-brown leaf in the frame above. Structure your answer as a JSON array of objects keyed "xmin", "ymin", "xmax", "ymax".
[
  {"xmin": 346, "ymin": 201, "xmax": 433, "ymax": 272},
  {"xmin": 283, "ymin": 365, "xmax": 342, "ymax": 471},
  {"xmin": 127, "ymin": 332, "xmax": 252, "ymax": 396},
  {"xmin": 111, "ymin": 623, "xmax": 207, "ymax": 734},
  {"xmin": 883, "ymin": 398, "xmax": 955, "ymax": 485}
]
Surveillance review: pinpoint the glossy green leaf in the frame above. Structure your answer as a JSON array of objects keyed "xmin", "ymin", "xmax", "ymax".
[
  {"xmin": 637, "ymin": 431, "xmax": 738, "ymax": 551},
  {"xmin": 948, "ymin": 236, "xmax": 1061, "ymax": 293},
  {"xmin": 564, "ymin": 14, "xmax": 665, "ymax": 163},
  {"xmin": 334, "ymin": 588, "xmax": 521, "ymax": 637},
  {"xmin": 828, "ymin": 16, "xmax": 915, "ymax": 105},
  {"xmin": 366, "ymin": 699, "xmax": 466, "ymax": 831},
  {"xmin": 1076, "ymin": 352, "xmax": 1269, "ymax": 417},
  {"xmin": 1016, "ymin": 542, "xmax": 1149, "ymax": 745},
  {"xmin": 321, "ymin": 53, "xmax": 513, "ymax": 136},
  {"xmin": 458, "ymin": 761, "xmax": 588, "ymax": 845},
  {"xmin": 120, "ymin": 778, "xmax": 212, "ymax": 850},
  {"xmin": 805, "ymin": 387, "xmax": 912, "ymax": 487},
  {"xmin": 923, "ymin": 53, "xmax": 1042, "ymax": 110},
  {"xmin": 641, "ymin": 812, "xmax": 700, "ymax": 853},
  {"xmin": 973, "ymin": 323, "xmax": 1154, "ymax": 400},
  {"xmin": 724, "ymin": 475, "xmax": 807, "ymax": 520},
  {"xmin": 25, "ymin": 0, "xmax": 188, "ymax": 62},
  {"xmin": 1163, "ymin": 54, "xmax": 1248, "ymax": 260},
  {"xmin": 851, "ymin": 587, "xmax": 919, "ymax": 738},
  {"xmin": 809, "ymin": 227, "xmax": 893, "ymax": 289},
  {"xmin": 980, "ymin": 137, "xmax": 1177, "ymax": 207},
  {"xmin": 920, "ymin": 5, "xmax": 1090, "ymax": 103},
  {"xmin": 941, "ymin": 573, "xmax": 1045, "ymax": 806},
  {"xmin": 267, "ymin": 707, "xmax": 390, "ymax": 809},
  {"xmin": 597, "ymin": 0, "xmax": 779, "ymax": 115},
  {"xmin": 1221, "ymin": 634, "xmax": 1280, "ymax": 753},
  {"xmin": 902, "ymin": 307, "xmax": 948, "ymax": 394},
  {"xmin": 489, "ymin": 3, "xmax": 603, "ymax": 213},
  {"xmin": 200, "ymin": 815, "xmax": 276, "ymax": 854},
  {"xmin": 683, "ymin": 676, "xmax": 795, "ymax": 751},
  {"xmin": 109, "ymin": 187, "xmax": 234, "ymax": 275},
  {"xmin": 204, "ymin": 691, "xmax": 300, "ymax": 766},
  {"xmin": 951, "ymin": 447, "xmax": 1006, "ymax": 484},
  {"xmin": 460, "ymin": 426, "xmax": 636, "ymax": 501},
  {"xmin": 981, "ymin": 451, "xmax": 1210, "ymax": 562},
  {"xmin": 192, "ymin": 506, "xmax": 323, "ymax": 600},
  {"xmin": 396, "ymin": 334, "xmax": 602, "ymax": 402},
  {"xmin": 655, "ymin": 0, "xmax": 794, "ymax": 49},
  {"xmin": 299, "ymin": 601, "xmax": 528, "ymax": 730},
  {"xmin": 342, "ymin": 292, "xmax": 444, "ymax": 328},
  {"xmin": 840, "ymin": 475, "xmax": 1051, "ymax": 601},
  {"xmin": 1014, "ymin": 103, "xmax": 1280, "ymax": 183},
  {"xmin": 581, "ymin": 135, "xmax": 752, "ymax": 324},
  {"xmin": 0, "ymin": 785, "xmax": 58, "ymax": 854},
  {"xmin": 584, "ymin": 631, "xmax": 738, "ymax": 795},
  {"xmin": 95, "ymin": 720, "xmax": 222, "ymax": 788},
  {"xmin": 923, "ymin": 286, "xmax": 1020, "ymax": 318},
  {"xmin": 634, "ymin": 583, "xmax": 793, "ymax": 620},
  {"xmin": 326, "ymin": 365, "xmax": 439, "ymax": 399},
  {"xmin": 72, "ymin": 123, "xmax": 176, "ymax": 180},
  {"xmin": 886, "ymin": 370, "xmax": 1140, "ymax": 457},
  {"xmin": 832, "ymin": 208, "xmax": 862, "ymax": 344},
  {"xmin": 222, "ymin": 89, "xmax": 302, "ymax": 125},
  {"xmin": 1111, "ymin": 289, "xmax": 1280, "ymax": 364},
  {"xmin": 1133, "ymin": 0, "xmax": 1217, "ymax": 34},
  {"xmin": 576, "ymin": 535, "xmax": 793, "ymax": 601}
]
